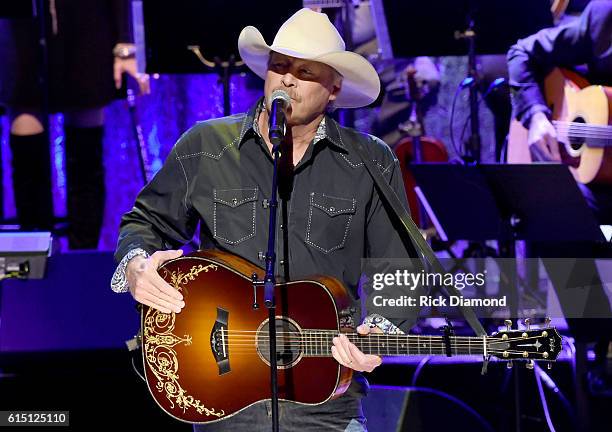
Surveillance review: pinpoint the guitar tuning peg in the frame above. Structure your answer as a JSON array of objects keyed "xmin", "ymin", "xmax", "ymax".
[
  {"xmin": 525, "ymin": 360, "xmax": 534, "ymax": 370},
  {"xmin": 524, "ymin": 318, "xmax": 531, "ymax": 330},
  {"xmin": 506, "ymin": 360, "xmax": 513, "ymax": 369},
  {"xmin": 544, "ymin": 317, "xmax": 551, "ymax": 328},
  {"xmin": 504, "ymin": 319, "xmax": 512, "ymax": 331}
]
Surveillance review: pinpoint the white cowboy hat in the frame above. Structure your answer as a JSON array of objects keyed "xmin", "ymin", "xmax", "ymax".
[{"xmin": 238, "ymin": 8, "xmax": 380, "ymax": 109}]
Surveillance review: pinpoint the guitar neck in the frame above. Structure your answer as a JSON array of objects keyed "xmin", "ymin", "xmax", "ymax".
[
  {"xmin": 302, "ymin": 331, "xmax": 487, "ymax": 357},
  {"xmin": 552, "ymin": 121, "xmax": 612, "ymax": 147}
]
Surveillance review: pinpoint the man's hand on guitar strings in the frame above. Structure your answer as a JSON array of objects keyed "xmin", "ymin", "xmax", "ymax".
[
  {"xmin": 528, "ymin": 111, "xmax": 561, "ymax": 161},
  {"xmin": 126, "ymin": 249, "xmax": 185, "ymax": 314},
  {"xmin": 332, "ymin": 325, "xmax": 383, "ymax": 373}
]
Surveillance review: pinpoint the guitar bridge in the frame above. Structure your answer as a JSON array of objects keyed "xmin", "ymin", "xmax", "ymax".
[{"xmin": 210, "ymin": 307, "xmax": 231, "ymax": 375}]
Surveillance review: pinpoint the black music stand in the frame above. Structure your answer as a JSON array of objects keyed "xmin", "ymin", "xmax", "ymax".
[
  {"xmin": 410, "ymin": 163, "xmax": 603, "ymax": 243},
  {"xmin": 142, "ymin": 1, "xmax": 302, "ymax": 116},
  {"xmin": 411, "ymin": 163, "xmax": 604, "ymax": 333},
  {"xmin": 411, "ymin": 162, "xmax": 604, "ymax": 314},
  {"xmin": 410, "ymin": 163, "xmax": 604, "ymax": 432}
]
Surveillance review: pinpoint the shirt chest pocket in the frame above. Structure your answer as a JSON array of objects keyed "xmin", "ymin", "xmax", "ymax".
[
  {"xmin": 213, "ymin": 187, "xmax": 258, "ymax": 245},
  {"xmin": 305, "ymin": 192, "xmax": 356, "ymax": 253}
]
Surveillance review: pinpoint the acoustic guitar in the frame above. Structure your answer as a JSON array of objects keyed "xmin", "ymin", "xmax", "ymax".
[
  {"xmin": 140, "ymin": 250, "xmax": 562, "ymax": 424},
  {"xmin": 507, "ymin": 68, "xmax": 612, "ymax": 184}
]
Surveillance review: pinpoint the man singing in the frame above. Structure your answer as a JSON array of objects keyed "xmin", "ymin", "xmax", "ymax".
[{"xmin": 111, "ymin": 9, "xmax": 420, "ymax": 431}]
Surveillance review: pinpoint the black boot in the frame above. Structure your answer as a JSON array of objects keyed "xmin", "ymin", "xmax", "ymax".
[
  {"xmin": 9, "ymin": 132, "xmax": 54, "ymax": 230},
  {"xmin": 64, "ymin": 126, "xmax": 105, "ymax": 249}
]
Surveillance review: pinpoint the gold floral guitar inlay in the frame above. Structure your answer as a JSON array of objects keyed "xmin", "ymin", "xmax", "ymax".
[{"xmin": 144, "ymin": 263, "xmax": 224, "ymax": 418}]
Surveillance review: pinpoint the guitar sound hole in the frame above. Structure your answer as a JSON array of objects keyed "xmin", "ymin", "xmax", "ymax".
[
  {"xmin": 256, "ymin": 317, "xmax": 303, "ymax": 369},
  {"xmin": 569, "ymin": 117, "xmax": 586, "ymax": 151}
]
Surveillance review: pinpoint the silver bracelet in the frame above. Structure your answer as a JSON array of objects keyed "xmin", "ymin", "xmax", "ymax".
[
  {"xmin": 113, "ymin": 44, "xmax": 136, "ymax": 59},
  {"xmin": 110, "ymin": 248, "xmax": 150, "ymax": 293},
  {"xmin": 362, "ymin": 314, "xmax": 405, "ymax": 335}
]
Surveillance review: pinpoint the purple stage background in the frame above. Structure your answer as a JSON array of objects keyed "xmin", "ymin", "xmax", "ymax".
[{"xmin": 0, "ymin": 57, "xmax": 496, "ymax": 253}]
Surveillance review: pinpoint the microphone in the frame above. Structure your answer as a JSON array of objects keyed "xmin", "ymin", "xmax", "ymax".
[
  {"xmin": 483, "ymin": 77, "xmax": 507, "ymax": 99},
  {"xmin": 268, "ymin": 89, "xmax": 291, "ymax": 145},
  {"xmin": 459, "ymin": 77, "xmax": 475, "ymax": 89}
]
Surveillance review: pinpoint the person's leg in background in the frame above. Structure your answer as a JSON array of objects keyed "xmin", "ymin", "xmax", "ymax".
[
  {"xmin": 9, "ymin": 110, "xmax": 54, "ymax": 231},
  {"xmin": 63, "ymin": 108, "xmax": 105, "ymax": 250}
]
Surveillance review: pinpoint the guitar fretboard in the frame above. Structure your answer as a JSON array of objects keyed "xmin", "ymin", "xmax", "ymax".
[{"xmin": 300, "ymin": 330, "xmax": 486, "ymax": 357}]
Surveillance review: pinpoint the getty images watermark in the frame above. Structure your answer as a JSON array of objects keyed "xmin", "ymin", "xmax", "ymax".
[
  {"xmin": 370, "ymin": 267, "xmax": 505, "ymax": 308},
  {"xmin": 361, "ymin": 258, "xmax": 510, "ymax": 320},
  {"xmin": 361, "ymin": 258, "xmax": 612, "ymax": 320}
]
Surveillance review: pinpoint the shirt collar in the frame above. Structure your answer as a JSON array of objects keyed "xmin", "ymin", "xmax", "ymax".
[{"xmin": 238, "ymin": 98, "xmax": 347, "ymax": 152}]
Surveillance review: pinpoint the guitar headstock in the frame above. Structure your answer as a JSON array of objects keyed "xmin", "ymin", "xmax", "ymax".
[{"xmin": 487, "ymin": 319, "xmax": 563, "ymax": 368}]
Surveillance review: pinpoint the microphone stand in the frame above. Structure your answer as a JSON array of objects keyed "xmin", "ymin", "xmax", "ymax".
[
  {"xmin": 126, "ymin": 88, "xmax": 150, "ymax": 185},
  {"xmin": 264, "ymin": 141, "xmax": 280, "ymax": 432},
  {"xmin": 465, "ymin": 18, "xmax": 481, "ymax": 164},
  {"xmin": 251, "ymin": 100, "xmax": 285, "ymax": 432},
  {"xmin": 335, "ymin": 0, "xmax": 355, "ymax": 128},
  {"xmin": 455, "ymin": 17, "xmax": 480, "ymax": 164}
]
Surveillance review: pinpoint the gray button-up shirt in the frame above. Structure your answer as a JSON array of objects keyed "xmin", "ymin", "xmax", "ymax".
[{"xmin": 113, "ymin": 98, "xmax": 418, "ymax": 332}]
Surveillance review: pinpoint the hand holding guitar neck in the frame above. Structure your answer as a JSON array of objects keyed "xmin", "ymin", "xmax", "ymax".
[{"xmin": 331, "ymin": 324, "xmax": 383, "ymax": 373}]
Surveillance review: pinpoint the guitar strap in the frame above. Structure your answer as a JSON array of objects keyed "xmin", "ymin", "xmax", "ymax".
[{"xmin": 347, "ymin": 136, "xmax": 487, "ymax": 337}]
